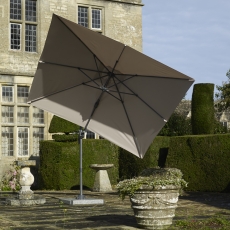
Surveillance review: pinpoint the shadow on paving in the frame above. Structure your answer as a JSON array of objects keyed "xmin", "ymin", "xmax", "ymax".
[{"xmin": 180, "ymin": 192, "xmax": 230, "ymax": 210}]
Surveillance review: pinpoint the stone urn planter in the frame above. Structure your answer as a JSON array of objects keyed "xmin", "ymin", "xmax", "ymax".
[{"xmin": 116, "ymin": 168, "xmax": 187, "ymax": 230}]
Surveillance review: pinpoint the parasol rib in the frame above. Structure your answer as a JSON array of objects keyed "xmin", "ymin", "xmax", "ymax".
[
  {"xmin": 82, "ymin": 83, "xmax": 122, "ymax": 102},
  {"xmin": 113, "ymin": 75, "xmax": 167, "ymax": 122},
  {"xmin": 83, "ymin": 45, "xmax": 126, "ymax": 131},
  {"xmin": 111, "ymin": 74, "xmax": 141, "ymax": 157},
  {"xmin": 84, "ymin": 74, "xmax": 113, "ymax": 130},
  {"xmin": 94, "ymin": 55, "xmax": 103, "ymax": 86},
  {"xmin": 28, "ymin": 63, "xmax": 110, "ymax": 104},
  {"xmin": 108, "ymin": 74, "xmax": 191, "ymax": 90},
  {"xmin": 57, "ymin": 16, "xmax": 111, "ymax": 74}
]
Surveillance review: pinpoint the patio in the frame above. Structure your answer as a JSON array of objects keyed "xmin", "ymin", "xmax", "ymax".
[{"xmin": 0, "ymin": 190, "xmax": 230, "ymax": 229}]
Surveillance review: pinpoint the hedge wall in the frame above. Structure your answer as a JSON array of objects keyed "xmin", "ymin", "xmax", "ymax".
[
  {"xmin": 39, "ymin": 140, "xmax": 119, "ymax": 190},
  {"xmin": 119, "ymin": 136, "xmax": 170, "ymax": 180},
  {"xmin": 39, "ymin": 134, "xmax": 230, "ymax": 192},
  {"xmin": 39, "ymin": 136, "xmax": 170, "ymax": 190},
  {"xmin": 165, "ymin": 134, "xmax": 230, "ymax": 192}
]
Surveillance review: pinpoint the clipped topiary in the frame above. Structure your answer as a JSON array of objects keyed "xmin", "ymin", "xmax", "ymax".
[
  {"xmin": 49, "ymin": 115, "xmax": 79, "ymax": 135},
  {"xmin": 51, "ymin": 134, "xmax": 78, "ymax": 142},
  {"xmin": 191, "ymin": 83, "xmax": 215, "ymax": 134}
]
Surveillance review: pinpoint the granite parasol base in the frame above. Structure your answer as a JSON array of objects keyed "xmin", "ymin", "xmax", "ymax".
[{"xmin": 59, "ymin": 197, "xmax": 104, "ymax": 205}]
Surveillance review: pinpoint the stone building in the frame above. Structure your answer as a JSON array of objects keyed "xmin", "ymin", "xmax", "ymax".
[{"xmin": 0, "ymin": 0, "xmax": 143, "ymax": 182}]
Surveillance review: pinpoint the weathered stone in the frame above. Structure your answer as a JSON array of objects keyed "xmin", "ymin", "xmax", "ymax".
[
  {"xmin": 90, "ymin": 164, "xmax": 114, "ymax": 192},
  {"xmin": 6, "ymin": 195, "xmax": 46, "ymax": 206},
  {"xmin": 18, "ymin": 190, "xmax": 34, "ymax": 200},
  {"xmin": 16, "ymin": 160, "xmax": 36, "ymax": 167},
  {"xmin": 130, "ymin": 185, "xmax": 180, "ymax": 229}
]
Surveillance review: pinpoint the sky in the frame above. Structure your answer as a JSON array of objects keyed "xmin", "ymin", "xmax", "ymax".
[{"xmin": 142, "ymin": 0, "xmax": 230, "ymax": 100}]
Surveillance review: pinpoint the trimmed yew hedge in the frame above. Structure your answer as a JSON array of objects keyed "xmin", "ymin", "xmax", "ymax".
[
  {"xmin": 191, "ymin": 83, "xmax": 215, "ymax": 134},
  {"xmin": 39, "ymin": 134, "xmax": 230, "ymax": 192},
  {"xmin": 39, "ymin": 140, "xmax": 119, "ymax": 190},
  {"xmin": 119, "ymin": 136, "xmax": 170, "ymax": 179},
  {"xmin": 49, "ymin": 115, "xmax": 79, "ymax": 134},
  {"xmin": 39, "ymin": 137, "xmax": 170, "ymax": 190},
  {"xmin": 165, "ymin": 134, "xmax": 230, "ymax": 192}
]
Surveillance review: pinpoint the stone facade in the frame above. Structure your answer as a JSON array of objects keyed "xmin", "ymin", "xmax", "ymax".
[{"xmin": 0, "ymin": 0, "xmax": 143, "ymax": 183}]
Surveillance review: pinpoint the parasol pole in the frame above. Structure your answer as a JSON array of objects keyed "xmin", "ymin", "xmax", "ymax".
[{"xmin": 77, "ymin": 127, "xmax": 85, "ymax": 200}]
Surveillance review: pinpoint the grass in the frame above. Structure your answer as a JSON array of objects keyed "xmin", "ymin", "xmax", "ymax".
[{"xmin": 172, "ymin": 215, "xmax": 230, "ymax": 229}]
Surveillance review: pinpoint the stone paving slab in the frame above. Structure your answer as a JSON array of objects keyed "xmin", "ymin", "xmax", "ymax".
[{"xmin": 0, "ymin": 190, "xmax": 230, "ymax": 229}]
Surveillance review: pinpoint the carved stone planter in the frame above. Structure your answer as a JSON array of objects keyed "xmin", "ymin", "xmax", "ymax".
[
  {"xmin": 6, "ymin": 160, "xmax": 46, "ymax": 206},
  {"xmin": 130, "ymin": 185, "xmax": 180, "ymax": 230}
]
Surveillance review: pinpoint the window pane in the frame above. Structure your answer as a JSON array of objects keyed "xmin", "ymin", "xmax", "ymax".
[
  {"xmin": 17, "ymin": 107, "xmax": 29, "ymax": 123},
  {"xmin": 2, "ymin": 127, "xmax": 14, "ymax": 156},
  {"xmin": 92, "ymin": 9, "xmax": 101, "ymax": 29},
  {"xmin": 2, "ymin": 106, "xmax": 14, "ymax": 123},
  {"xmin": 33, "ymin": 107, "xmax": 44, "ymax": 124},
  {"xmin": 33, "ymin": 127, "xmax": 44, "ymax": 156},
  {"xmin": 18, "ymin": 127, "xmax": 29, "ymax": 156},
  {"xmin": 17, "ymin": 86, "xmax": 29, "ymax": 103},
  {"xmin": 86, "ymin": 130, "xmax": 95, "ymax": 139},
  {"xmin": 78, "ymin": 6, "xmax": 88, "ymax": 27},
  {"xmin": 25, "ymin": 24, "xmax": 36, "ymax": 52},
  {"xmin": 10, "ymin": 23, "xmax": 21, "ymax": 50},
  {"xmin": 25, "ymin": 0, "xmax": 37, "ymax": 22},
  {"xmin": 2, "ymin": 86, "xmax": 14, "ymax": 102},
  {"xmin": 10, "ymin": 0, "xmax": 22, "ymax": 20}
]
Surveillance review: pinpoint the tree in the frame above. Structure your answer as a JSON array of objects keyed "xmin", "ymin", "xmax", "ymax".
[
  {"xmin": 158, "ymin": 112, "xmax": 192, "ymax": 136},
  {"xmin": 215, "ymin": 69, "xmax": 230, "ymax": 112}
]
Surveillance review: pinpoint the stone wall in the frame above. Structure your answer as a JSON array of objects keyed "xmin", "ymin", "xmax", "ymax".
[{"xmin": 0, "ymin": 0, "xmax": 143, "ymax": 76}]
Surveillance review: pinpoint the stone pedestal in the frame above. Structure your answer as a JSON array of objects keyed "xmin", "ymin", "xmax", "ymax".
[
  {"xmin": 90, "ymin": 164, "xmax": 114, "ymax": 192},
  {"xmin": 18, "ymin": 162, "xmax": 35, "ymax": 199},
  {"xmin": 6, "ymin": 160, "xmax": 46, "ymax": 206}
]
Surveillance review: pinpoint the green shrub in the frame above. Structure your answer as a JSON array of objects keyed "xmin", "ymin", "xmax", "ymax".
[
  {"xmin": 165, "ymin": 134, "xmax": 230, "ymax": 192},
  {"xmin": 191, "ymin": 83, "xmax": 215, "ymax": 134},
  {"xmin": 214, "ymin": 120, "xmax": 228, "ymax": 134},
  {"xmin": 39, "ymin": 140, "xmax": 119, "ymax": 190},
  {"xmin": 49, "ymin": 115, "xmax": 79, "ymax": 134}
]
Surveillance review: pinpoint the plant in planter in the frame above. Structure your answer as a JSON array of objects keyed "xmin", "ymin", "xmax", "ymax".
[{"xmin": 116, "ymin": 168, "xmax": 187, "ymax": 230}]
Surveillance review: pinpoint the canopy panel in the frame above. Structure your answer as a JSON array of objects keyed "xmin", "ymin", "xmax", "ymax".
[{"xmin": 28, "ymin": 14, "xmax": 194, "ymax": 158}]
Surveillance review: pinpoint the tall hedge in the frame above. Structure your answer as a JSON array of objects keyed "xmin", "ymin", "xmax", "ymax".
[
  {"xmin": 165, "ymin": 134, "xmax": 230, "ymax": 192},
  {"xmin": 39, "ymin": 140, "xmax": 119, "ymax": 190},
  {"xmin": 39, "ymin": 137, "xmax": 170, "ymax": 189},
  {"xmin": 191, "ymin": 83, "xmax": 215, "ymax": 134}
]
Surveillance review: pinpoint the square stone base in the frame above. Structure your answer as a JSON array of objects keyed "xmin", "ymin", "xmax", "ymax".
[{"xmin": 59, "ymin": 198, "xmax": 104, "ymax": 205}]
